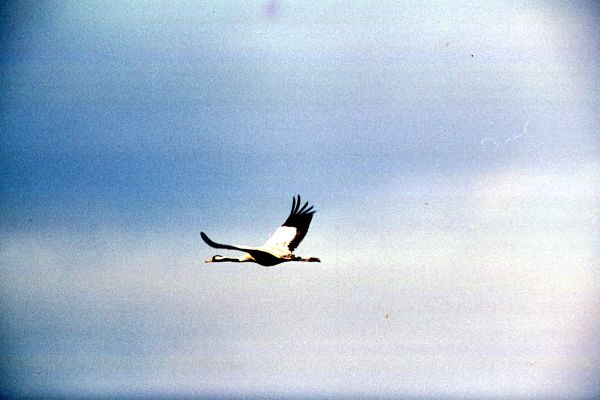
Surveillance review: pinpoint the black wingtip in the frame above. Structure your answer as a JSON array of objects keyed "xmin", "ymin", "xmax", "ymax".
[
  {"xmin": 200, "ymin": 232, "xmax": 210, "ymax": 243},
  {"xmin": 298, "ymin": 201, "xmax": 308, "ymax": 214},
  {"xmin": 288, "ymin": 195, "xmax": 318, "ymax": 216}
]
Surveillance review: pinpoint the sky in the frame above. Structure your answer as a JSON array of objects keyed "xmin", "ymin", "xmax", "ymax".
[{"xmin": 1, "ymin": 1, "xmax": 599, "ymax": 398}]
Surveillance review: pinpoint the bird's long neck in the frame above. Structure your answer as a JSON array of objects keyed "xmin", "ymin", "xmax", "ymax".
[
  {"xmin": 210, "ymin": 253, "xmax": 255, "ymax": 263},
  {"xmin": 215, "ymin": 256, "xmax": 245, "ymax": 262}
]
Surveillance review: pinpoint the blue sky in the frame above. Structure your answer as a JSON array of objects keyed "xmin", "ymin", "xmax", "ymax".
[{"xmin": 1, "ymin": 1, "xmax": 599, "ymax": 398}]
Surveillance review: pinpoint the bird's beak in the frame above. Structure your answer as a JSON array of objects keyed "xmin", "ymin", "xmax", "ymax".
[{"xmin": 204, "ymin": 258, "xmax": 212, "ymax": 263}]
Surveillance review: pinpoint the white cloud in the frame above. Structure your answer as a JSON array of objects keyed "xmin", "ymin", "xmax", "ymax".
[{"xmin": 3, "ymin": 162, "xmax": 598, "ymax": 397}]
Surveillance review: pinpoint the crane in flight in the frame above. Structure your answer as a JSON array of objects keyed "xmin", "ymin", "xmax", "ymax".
[{"xmin": 201, "ymin": 195, "xmax": 321, "ymax": 267}]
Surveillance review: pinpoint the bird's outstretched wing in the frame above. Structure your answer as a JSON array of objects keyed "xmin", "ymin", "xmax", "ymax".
[
  {"xmin": 201, "ymin": 232, "xmax": 253, "ymax": 252},
  {"xmin": 262, "ymin": 195, "xmax": 316, "ymax": 253}
]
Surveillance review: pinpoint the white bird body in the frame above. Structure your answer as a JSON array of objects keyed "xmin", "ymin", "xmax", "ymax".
[{"xmin": 202, "ymin": 195, "xmax": 320, "ymax": 267}]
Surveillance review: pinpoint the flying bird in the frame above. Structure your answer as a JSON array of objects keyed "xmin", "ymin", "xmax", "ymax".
[{"xmin": 202, "ymin": 195, "xmax": 320, "ymax": 266}]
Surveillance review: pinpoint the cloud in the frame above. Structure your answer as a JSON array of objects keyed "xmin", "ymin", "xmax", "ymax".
[
  {"xmin": 2, "ymin": 162, "xmax": 599, "ymax": 397},
  {"xmin": 2, "ymin": 1, "xmax": 599, "ymax": 398}
]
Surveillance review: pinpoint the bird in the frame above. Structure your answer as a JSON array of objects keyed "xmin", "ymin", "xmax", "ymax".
[{"xmin": 201, "ymin": 195, "xmax": 320, "ymax": 267}]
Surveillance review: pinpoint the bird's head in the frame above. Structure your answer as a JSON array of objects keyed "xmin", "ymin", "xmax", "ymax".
[{"xmin": 204, "ymin": 255, "xmax": 224, "ymax": 263}]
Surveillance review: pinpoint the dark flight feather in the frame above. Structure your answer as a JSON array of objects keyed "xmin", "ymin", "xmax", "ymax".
[{"xmin": 281, "ymin": 194, "xmax": 316, "ymax": 252}]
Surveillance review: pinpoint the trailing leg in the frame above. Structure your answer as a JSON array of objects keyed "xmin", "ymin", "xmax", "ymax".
[{"xmin": 296, "ymin": 256, "xmax": 320, "ymax": 262}]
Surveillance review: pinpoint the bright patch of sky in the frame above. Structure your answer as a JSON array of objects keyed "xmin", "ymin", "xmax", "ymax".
[{"xmin": 1, "ymin": 1, "xmax": 599, "ymax": 398}]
